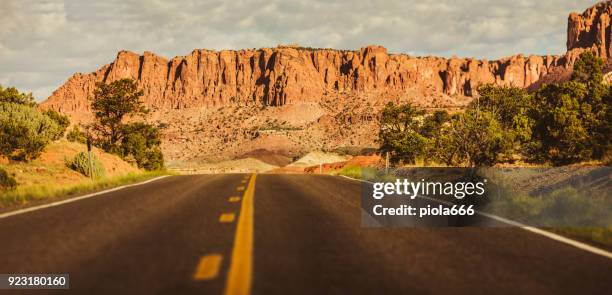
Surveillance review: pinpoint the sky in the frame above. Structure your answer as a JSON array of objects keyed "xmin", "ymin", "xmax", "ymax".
[{"xmin": 0, "ymin": 0, "xmax": 598, "ymax": 101}]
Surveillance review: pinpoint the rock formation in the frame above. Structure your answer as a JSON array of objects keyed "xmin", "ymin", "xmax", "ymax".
[
  {"xmin": 567, "ymin": 1, "xmax": 612, "ymax": 59},
  {"xmin": 42, "ymin": 45, "xmax": 572, "ymax": 118},
  {"xmin": 39, "ymin": 1, "xmax": 612, "ymax": 166}
]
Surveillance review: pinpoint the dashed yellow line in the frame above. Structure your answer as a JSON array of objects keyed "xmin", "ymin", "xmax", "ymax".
[
  {"xmin": 236, "ymin": 186, "xmax": 245, "ymax": 191},
  {"xmin": 219, "ymin": 213, "xmax": 236, "ymax": 223},
  {"xmin": 224, "ymin": 173, "xmax": 256, "ymax": 295},
  {"xmin": 193, "ymin": 254, "xmax": 223, "ymax": 280},
  {"xmin": 229, "ymin": 196, "xmax": 241, "ymax": 202}
]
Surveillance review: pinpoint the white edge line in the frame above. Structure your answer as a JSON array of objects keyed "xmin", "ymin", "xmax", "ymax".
[
  {"xmin": 338, "ymin": 174, "xmax": 612, "ymax": 259},
  {"xmin": 0, "ymin": 175, "xmax": 170, "ymax": 219}
]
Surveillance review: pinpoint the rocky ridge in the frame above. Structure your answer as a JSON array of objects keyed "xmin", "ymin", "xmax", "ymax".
[
  {"xmin": 43, "ymin": 46, "xmax": 574, "ymax": 117},
  {"xmin": 40, "ymin": 2, "xmax": 612, "ymax": 167}
]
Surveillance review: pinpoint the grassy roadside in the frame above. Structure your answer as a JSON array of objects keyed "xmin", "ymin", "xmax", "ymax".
[
  {"xmin": 0, "ymin": 170, "xmax": 171, "ymax": 209},
  {"xmin": 335, "ymin": 166, "xmax": 612, "ymax": 249},
  {"xmin": 0, "ymin": 140, "xmax": 175, "ymax": 210}
]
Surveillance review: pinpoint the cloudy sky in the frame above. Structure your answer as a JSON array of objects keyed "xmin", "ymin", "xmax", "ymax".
[{"xmin": 0, "ymin": 0, "xmax": 597, "ymax": 101}]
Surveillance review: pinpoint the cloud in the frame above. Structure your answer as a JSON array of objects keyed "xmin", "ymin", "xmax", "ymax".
[{"xmin": 0, "ymin": 0, "xmax": 594, "ymax": 101}]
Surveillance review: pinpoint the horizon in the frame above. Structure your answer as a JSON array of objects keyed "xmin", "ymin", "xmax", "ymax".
[{"xmin": 0, "ymin": 0, "xmax": 599, "ymax": 101}]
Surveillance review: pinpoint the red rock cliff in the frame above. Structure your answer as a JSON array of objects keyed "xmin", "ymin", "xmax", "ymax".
[
  {"xmin": 41, "ymin": 45, "xmax": 570, "ymax": 116},
  {"xmin": 42, "ymin": 2, "xmax": 612, "ymax": 117},
  {"xmin": 567, "ymin": 1, "xmax": 612, "ymax": 59}
]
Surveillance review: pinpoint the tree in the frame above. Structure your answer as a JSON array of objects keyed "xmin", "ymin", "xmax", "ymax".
[
  {"xmin": 89, "ymin": 79, "xmax": 164, "ymax": 170},
  {"xmin": 43, "ymin": 109, "xmax": 70, "ymax": 139},
  {"xmin": 596, "ymin": 93, "xmax": 612, "ymax": 159},
  {"xmin": 120, "ymin": 122, "xmax": 164, "ymax": 170},
  {"xmin": 0, "ymin": 85, "xmax": 36, "ymax": 106},
  {"xmin": 419, "ymin": 110, "xmax": 450, "ymax": 139},
  {"xmin": 571, "ymin": 51, "xmax": 604, "ymax": 86},
  {"xmin": 570, "ymin": 52, "xmax": 610, "ymax": 159},
  {"xmin": 531, "ymin": 82, "xmax": 592, "ymax": 164},
  {"xmin": 66, "ymin": 125, "xmax": 87, "ymax": 144},
  {"xmin": 0, "ymin": 86, "xmax": 67, "ymax": 160},
  {"xmin": 529, "ymin": 52, "xmax": 611, "ymax": 164},
  {"xmin": 419, "ymin": 110, "xmax": 450, "ymax": 165},
  {"xmin": 0, "ymin": 102, "xmax": 63, "ymax": 161},
  {"xmin": 471, "ymin": 85, "xmax": 534, "ymax": 159},
  {"xmin": 473, "ymin": 85, "xmax": 532, "ymax": 131},
  {"xmin": 437, "ymin": 109, "xmax": 513, "ymax": 167},
  {"xmin": 91, "ymin": 79, "xmax": 147, "ymax": 152},
  {"xmin": 378, "ymin": 102, "xmax": 428, "ymax": 164}
]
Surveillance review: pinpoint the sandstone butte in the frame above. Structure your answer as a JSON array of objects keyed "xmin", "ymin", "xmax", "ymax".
[{"xmin": 39, "ymin": 1, "xmax": 612, "ymax": 167}]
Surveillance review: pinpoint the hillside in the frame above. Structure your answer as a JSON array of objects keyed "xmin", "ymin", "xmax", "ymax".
[
  {"xmin": 0, "ymin": 140, "xmax": 144, "ymax": 208},
  {"xmin": 2, "ymin": 140, "xmax": 138, "ymax": 188},
  {"xmin": 39, "ymin": 2, "xmax": 612, "ymax": 168}
]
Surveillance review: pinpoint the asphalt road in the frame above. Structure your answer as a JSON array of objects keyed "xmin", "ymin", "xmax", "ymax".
[{"xmin": 0, "ymin": 174, "xmax": 610, "ymax": 294}]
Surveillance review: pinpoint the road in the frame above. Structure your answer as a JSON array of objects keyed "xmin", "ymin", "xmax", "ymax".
[{"xmin": 0, "ymin": 174, "xmax": 610, "ymax": 294}]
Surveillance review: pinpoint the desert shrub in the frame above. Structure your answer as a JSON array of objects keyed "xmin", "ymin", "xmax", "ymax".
[
  {"xmin": 378, "ymin": 102, "xmax": 428, "ymax": 164},
  {"xmin": 530, "ymin": 52, "xmax": 611, "ymax": 164},
  {"xmin": 472, "ymin": 85, "xmax": 534, "ymax": 158},
  {"xmin": 338, "ymin": 166, "xmax": 362, "ymax": 179},
  {"xmin": 66, "ymin": 125, "xmax": 87, "ymax": 143},
  {"xmin": 540, "ymin": 188, "xmax": 608, "ymax": 226},
  {"xmin": 436, "ymin": 110, "xmax": 513, "ymax": 167},
  {"xmin": 120, "ymin": 122, "xmax": 164, "ymax": 170},
  {"xmin": 420, "ymin": 110, "xmax": 451, "ymax": 139},
  {"xmin": 0, "ymin": 102, "xmax": 63, "ymax": 161},
  {"xmin": 66, "ymin": 152, "xmax": 105, "ymax": 178},
  {"xmin": 0, "ymin": 85, "xmax": 36, "ymax": 106},
  {"xmin": 43, "ymin": 109, "xmax": 70, "ymax": 139},
  {"xmin": 530, "ymin": 82, "xmax": 593, "ymax": 164},
  {"xmin": 0, "ymin": 166, "xmax": 17, "ymax": 191}
]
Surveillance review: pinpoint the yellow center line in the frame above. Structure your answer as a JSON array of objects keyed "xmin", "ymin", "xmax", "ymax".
[
  {"xmin": 229, "ymin": 196, "xmax": 241, "ymax": 202},
  {"xmin": 224, "ymin": 173, "xmax": 256, "ymax": 295},
  {"xmin": 219, "ymin": 213, "xmax": 236, "ymax": 223},
  {"xmin": 193, "ymin": 254, "xmax": 223, "ymax": 280},
  {"xmin": 236, "ymin": 186, "xmax": 245, "ymax": 191}
]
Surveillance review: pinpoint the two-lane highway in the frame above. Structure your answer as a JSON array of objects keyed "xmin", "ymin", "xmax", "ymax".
[{"xmin": 0, "ymin": 174, "xmax": 610, "ymax": 294}]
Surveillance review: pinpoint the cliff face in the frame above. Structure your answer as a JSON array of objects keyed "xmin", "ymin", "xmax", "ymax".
[
  {"xmin": 42, "ymin": 46, "xmax": 571, "ymax": 117},
  {"xmin": 43, "ymin": 2, "xmax": 612, "ymax": 117},
  {"xmin": 39, "ymin": 1, "xmax": 612, "ymax": 166},
  {"xmin": 567, "ymin": 1, "xmax": 612, "ymax": 59}
]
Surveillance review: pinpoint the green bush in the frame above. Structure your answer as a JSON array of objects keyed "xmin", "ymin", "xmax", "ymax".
[
  {"xmin": 0, "ymin": 166, "xmax": 17, "ymax": 191},
  {"xmin": 66, "ymin": 152, "xmax": 105, "ymax": 178},
  {"xmin": 0, "ymin": 85, "xmax": 36, "ymax": 106},
  {"xmin": 120, "ymin": 122, "xmax": 164, "ymax": 170},
  {"xmin": 43, "ymin": 109, "xmax": 70, "ymax": 139},
  {"xmin": 530, "ymin": 52, "xmax": 611, "ymax": 164},
  {"xmin": 0, "ymin": 102, "xmax": 63, "ymax": 161},
  {"xmin": 66, "ymin": 125, "xmax": 87, "ymax": 144},
  {"xmin": 436, "ymin": 110, "xmax": 513, "ymax": 166},
  {"xmin": 338, "ymin": 166, "xmax": 363, "ymax": 179},
  {"xmin": 378, "ymin": 102, "xmax": 428, "ymax": 164}
]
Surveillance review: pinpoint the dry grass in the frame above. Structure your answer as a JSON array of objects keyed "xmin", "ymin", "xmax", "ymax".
[
  {"xmin": 3, "ymin": 140, "xmax": 138, "ymax": 188},
  {"xmin": 0, "ymin": 171, "xmax": 168, "ymax": 208},
  {"xmin": 0, "ymin": 140, "xmax": 168, "ymax": 208}
]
